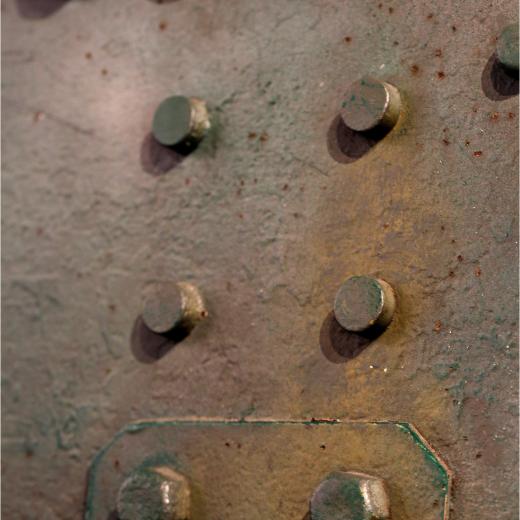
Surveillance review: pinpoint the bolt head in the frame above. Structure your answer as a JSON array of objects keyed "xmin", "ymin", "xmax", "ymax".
[
  {"xmin": 117, "ymin": 466, "xmax": 190, "ymax": 520},
  {"xmin": 142, "ymin": 282, "xmax": 185, "ymax": 334},
  {"xmin": 340, "ymin": 77, "xmax": 401, "ymax": 132},
  {"xmin": 310, "ymin": 471, "xmax": 390, "ymax": 520},
  {"xmin": 497, "ymin": 24, "xmax": 519, "ymax": 72},
  {"xmin": 152, "ymin": 96, "xmax": 210, "ymax": 146},
  {"xmin": 334, "ymin": 276, "xmax": 395, "ymax": 332}
]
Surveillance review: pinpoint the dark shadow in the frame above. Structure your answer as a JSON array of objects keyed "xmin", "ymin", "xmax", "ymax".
[
  {"xmin": 319, "ymin": 311, "xmax": 384, "ymax": 364},
  {"xmin": 15, "ymin": 0, "xmax": 69, "ymax": 18},
  {"xmin": 301, "ymin": 513, "xmax": 311, "ymax": 520},
  {"xmin": 106, "ymin": 512, "xmax": 119, "ymax": 520},
  {"xmin": 481, "ymin": 52, "xmax": 519, "ymax": 100},
  {"xmin": 326, "ymin": 115, "xmax": 391, "ymax": 164},
  {"xmin": 140, "ymin": 132, "xmax": 198, "ymax": 176},
  {"xmin": 130, "ymin": 316, "xmax": 190, "ymax": 363}
]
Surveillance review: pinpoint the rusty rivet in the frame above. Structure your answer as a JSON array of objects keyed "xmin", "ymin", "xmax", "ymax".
[
  {"xmin": 152, "ymin": 95, "xmax": 210, "ymax": 147},
  {"xmin": 310, "ymin": 471, "xmax": 391, "ymax": 520},
  {"xmin": 334, "ymin": 276, "xmax": 396, "ymax": 332},
  {"xmin": 496, "ymin": 24, "xmax": 519, "ymax": 72},
  {"xmin": 141, "ymin": 281, "xmax": 207, "ymax": 334},
  {"xmin": 117, "ymin": 465, "xmax": 191, "ymax": 520},
  {"xmin": 340, "ymin": 76, "xmax": 401, "ymax": 132}
]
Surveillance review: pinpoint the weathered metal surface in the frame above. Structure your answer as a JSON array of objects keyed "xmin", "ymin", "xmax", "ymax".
[
  {"xmin": 1, "ymin": 0, "xmax": 518, "ymax": 518},
  {"xmin": 86, "ymin": 419, "xmax": 451, "ymax": 520}
]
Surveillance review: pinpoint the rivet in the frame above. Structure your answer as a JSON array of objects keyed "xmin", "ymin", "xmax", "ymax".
[
  {"xmin": 333, "ymin": 275, "xmax": 396, "ymax": 332},
  {"xmin": 152, "ymin": 95, "xmax": 210, "ymax": 147},
  {"xmin": 117, "ymin": 465, "xmax": 191, "ymax": 520},
  {"xmin": 340, "ymin": 76, "xmax": 401, "ymax": 132},
  {"xmin": 496, "ymin": 24, "xmax": 519, "ymax": 72},
  {"xmin": 310, "ymin": 471, "xmax": 390, "ymax": 520},
  {"xmin": 141, "ymin": 281, "xmax": 207, "ymax": 334}
]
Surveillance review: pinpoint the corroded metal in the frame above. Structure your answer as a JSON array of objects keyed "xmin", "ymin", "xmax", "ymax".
[
  {"xmin": 152, "ymin": 96, "xmax": 210, "ymax": 146},
  {"xmin": 497, "ymin": 24, "xmax": 519, "ymax": 72},
  {"xmin": 310, "ymin": 471, "xmax": 390, "ymax": 520},
  {"xmin": 340, "ymin": 77, "xmax": 401, "ymax": 132},
  {"xmin": 1, "ymin": 1, "xmax": 518, "ymax": 519},
  {"xmin": 334, "ymin": 276, "xmax": 396, "ymax": 332},
  {"xmin": 117, "ymin": 465, "xmax": 191, "ymax": 520},
  {"xmin": 85, "ymin": 419, "xmax": 451, "ymax": 520},
  {"xmin": 141, "ymin": 281, "xmax": 206, "ymax": 334}
]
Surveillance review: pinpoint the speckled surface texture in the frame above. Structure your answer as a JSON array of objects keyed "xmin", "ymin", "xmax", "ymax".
[{"xmin": 1, "ymin": 0, "xmax": 518, "ymax": 518}]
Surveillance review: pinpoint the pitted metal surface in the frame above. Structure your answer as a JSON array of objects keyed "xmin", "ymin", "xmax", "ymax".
[{"xmin": 1, "ymin": 0, "xmax": 518, "ymax": 518}]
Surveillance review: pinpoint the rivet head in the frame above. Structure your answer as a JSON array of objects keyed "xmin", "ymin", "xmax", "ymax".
[
  {"xmin": 340, "ymin": 77, "xmax": 401, "ymax": 132},
  {"xmin": 496, "ymin": 24, "xmax": 519, "ymax": 72},
  {"xmin": 141, "ymin": 281, "xmax": 207, "ymax": 334},
  {"xmin": 334, "ymin": 276, "xmax": 396, "ymax": 332},
  {"xmin": 152, "ymin": 95, "xmax": 210, "ymax": 146},
  {"xmin": 116, "ymin": 466, "xmax": 191, "ymax": 520},
  {"xmin": 310, "ymin": 471, "xmax": 390, "ymax": 520}
]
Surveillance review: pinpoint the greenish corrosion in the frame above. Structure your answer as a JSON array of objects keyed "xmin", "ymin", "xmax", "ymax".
[{"xmin": 85, "ymin": 419, "xmax": 451, "ymax": 520}]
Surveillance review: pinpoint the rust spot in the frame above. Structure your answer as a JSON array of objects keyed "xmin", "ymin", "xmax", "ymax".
[
  {"xmin": 473, "ymin": 151, "xmax": 482, "ymax": 157},
  {"xmin": 113, "ymin": 459, "xmax": 120, "ymax": 470},
  {"xmin": 393, "ymin": 41, "xmax": 399, "ymax": 46},
  {"xmin": 158, "ymin": 20, "xmax": 168, "ymax": 31},
  {"xmin": 508, "ymin": 112, "xmax": 515, "ymax": 119},
  {"xmin": 427, "ymin": 13, "xmax": 434, "ymax": 19},
  {"xmin": 85, "ymin": 52, "xmax": 92, "ymax": 60},
  {"xmin": 452, "ymin": 25, "xmax": 457, "ymax": 31},
  {"xmin": 434, "ymin": 49, "xmax": 442, "ymax": 57},
  {"xmin": 101, "ymin": 68, "xmax": 108, "ymax": 76},
  {"xmin": 410, "ymin": 64, "xmax": 420, "ymax": 75},
  {"xmin": 259, "ymin": 131, "xmax": 269, "ymax": 142},
  {"xmin": 320, "ymin": 444, "xmax": 326, "ymax": 450},
  {"xmin": 344, "ymin": 36, "xmax": 352, "ymax": 43},
  {"xmin": 248, "ymin": 132, "xmax": 257, "ymax": 139},
  {"xmin": 474, "ymin": 266, "xmax": 482, "ymax": 277},
  {"xmin": 437, "ymin": 71, "xmax": 446, "ymax": 79},
  {"xmin": 388, "ymin": 7, "xmax": 394, "ymax": 13},
  {"xmin": 440, "ymin": 225, "xmax": 445, "ymax": 231},
  {"xmin": 490, "ymin": 112, "xmax": 499, "ymax": 121},
  {"xmin": 449, "ymin": 270, "xmax": 455, "ymax": 277},
  {"xmin": 378, "ymin": 3, "xmax": 382, "ymax": 8},
  {"xmin": 225, "ymin": 442, "xmax": 231, "ymax": 447},
  {"xmin": 282, "ymin": 184, "xmax": 289, "ymax": 191},
  {"xmin": 33, "ymin": 111, "xmax": 45, "ymax": 123},
  {"xmin": 442, "ymin": 138, "xmax": 450, "ymax": 145},
  {"xmin": 457, "ymin": 254, "xmax": 464, "ymax": 262},
  {"xmin": 108, "ymin": 303, "xmax": 116, "ymax": 312},
  {"xmin": 238, "ymin": 213, "xmax": 244, "ymax": 219},
  {"xmin": 433, "ymin": 320, "xmax": 442, "ymax": 333},
  {"xmin": 476, "ymin": 452, "xmax": 482, "ymax": 459},
  {"xmin": 383, "ymin": 223, "xmax": 390, "ymax": 229},
  {"xmin": 465, "ymin": 140, "xmax": 470, "ymax": 146}
]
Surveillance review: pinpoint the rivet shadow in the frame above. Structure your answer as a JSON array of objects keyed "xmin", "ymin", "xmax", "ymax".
[
  {"xmin": 481, "ymin": 52, "xmax": 519, "ymax": 100},
  {"xmin": 130, "ymin": 316, "xmax": 190, "ymax": 363},
  {"xmin": 319, "ymin": 311, "xmax": 384, "ymax": 363}
]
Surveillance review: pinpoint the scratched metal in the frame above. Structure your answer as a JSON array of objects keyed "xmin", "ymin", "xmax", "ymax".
[
  {"xmin": 85, "ymin": 419, "xmax": 451, "ymax": 520},
  {"xmin": 1, "ymin": 0, "xmax": 518, "ymax": 518}
]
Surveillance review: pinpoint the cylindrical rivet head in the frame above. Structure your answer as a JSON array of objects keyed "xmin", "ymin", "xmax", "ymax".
[
  {"xmin": 340, "ymin": 77, "xmax": 401, "ymax": 132},
  {"xmin": 141, "ymin": 281, "xmax": 207, "ymax": 334},
  {"xmin": 496, "ymin": 24, "xmax": 519, "ymax": 72},
  {"xmin": 334, "ymin": 276, "xmax": 396, "ymax": 332},
  {"xmin": 117, "ymin": 465, "xmax": 191, "ymax": 520},
  {"xmin": 310, "ymin": 471, "xmax": 390, "ymax": 520},
  {"xmin": 152, "ymin": 95, "xmax": 210, "ymax": 146}
]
